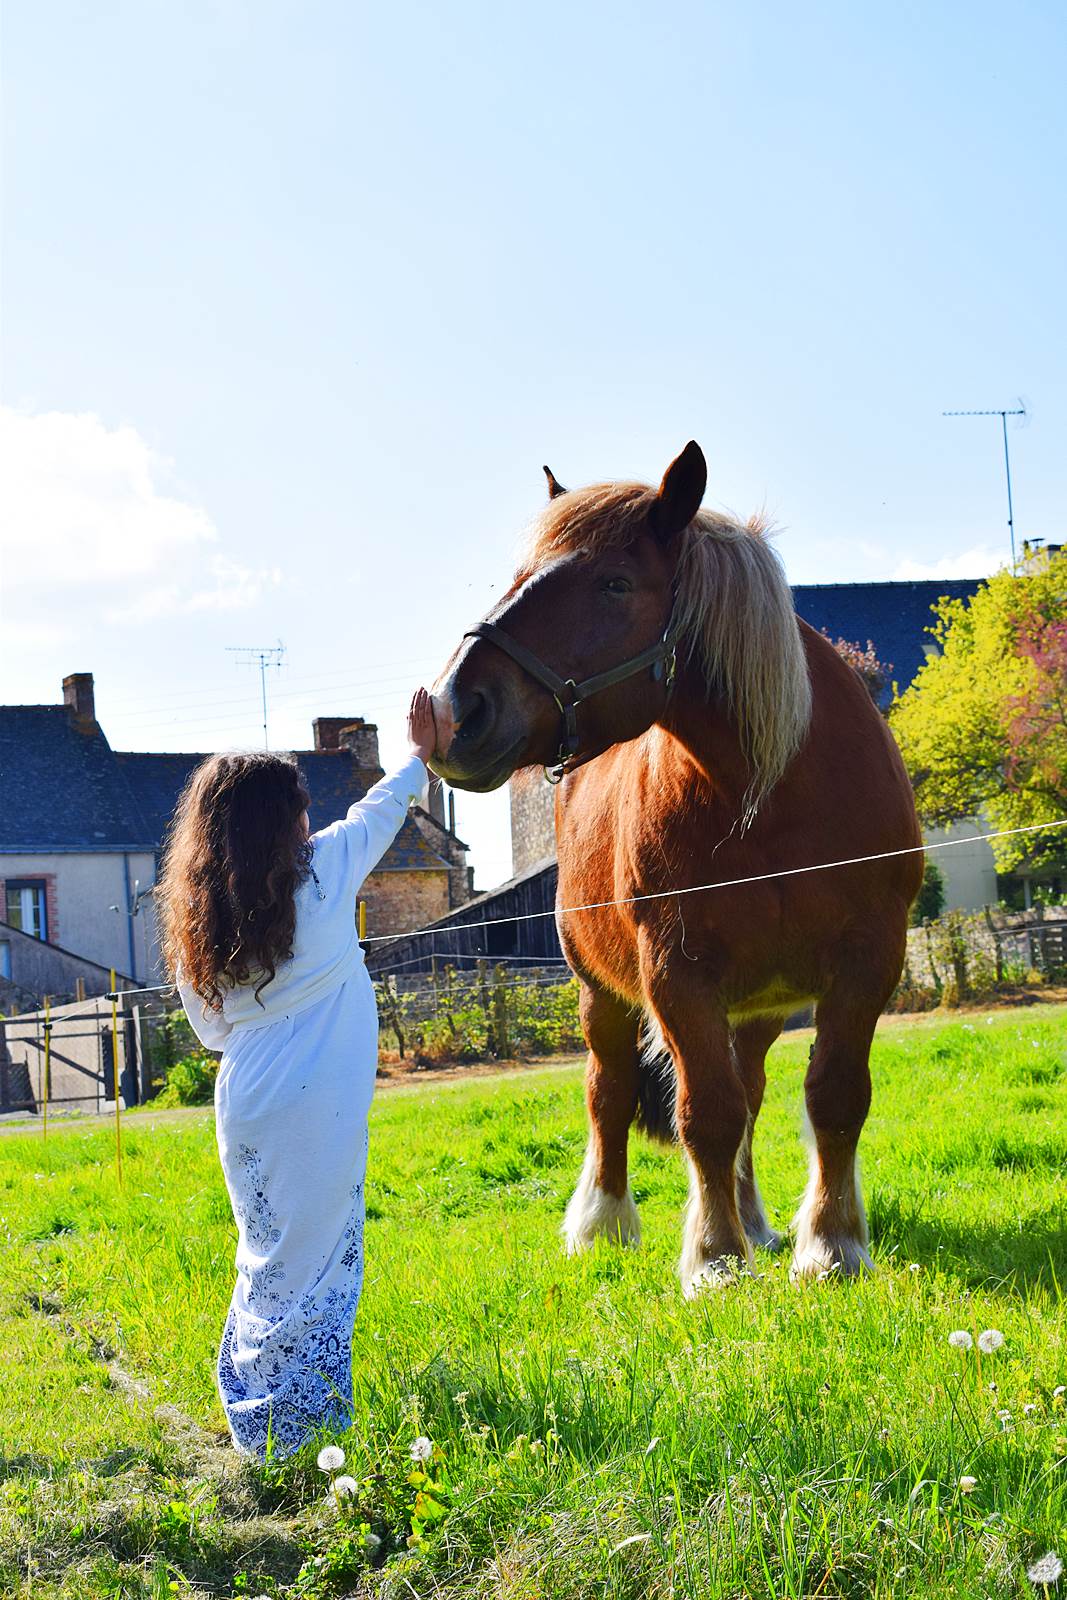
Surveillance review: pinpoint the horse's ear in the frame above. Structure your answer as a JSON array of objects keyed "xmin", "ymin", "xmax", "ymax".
[
  {"xmin": 650, "ymin": 441, "xmax": 707, "ymax": 542},
  {"xmin": 543, "ymin": 465, "xmax": 567, "ymax": 500}
]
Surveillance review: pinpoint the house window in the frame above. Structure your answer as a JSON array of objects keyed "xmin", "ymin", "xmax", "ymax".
[{"xmin": 5, "ymin": 880, "xmax": 48, "ymax": 941}]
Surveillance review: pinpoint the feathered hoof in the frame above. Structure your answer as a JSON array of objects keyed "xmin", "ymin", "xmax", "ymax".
[
  {"xmin": 562, "ymin": 1184, "xmax": 641, "ymax": 1256},
  {"xmin": 789, "ymin": 1236, "xmax": 874, "ymax": 1283},
  {"xmin": 680, "ymin": 1254, "xmax": 749, "ymax": 1298}
]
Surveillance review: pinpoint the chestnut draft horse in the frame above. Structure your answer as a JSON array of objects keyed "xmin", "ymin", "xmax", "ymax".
[{"xmin": 431, "ymin": 443, "xmax": 922, "ymax": 1293}]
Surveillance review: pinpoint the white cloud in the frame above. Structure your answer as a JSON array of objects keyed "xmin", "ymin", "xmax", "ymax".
[
  {"xmin": 891, "ymin": 546, "xmax": 1006, "ymax": 581},
  {"xmin": 0, "ymin": 406, "xmax": 279, "ymax": 627}
]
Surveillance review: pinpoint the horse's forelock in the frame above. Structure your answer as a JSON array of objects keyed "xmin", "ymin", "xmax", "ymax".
[{"xmin": 519, "ymin": 482, "xmax": 657, "ymax": 579}]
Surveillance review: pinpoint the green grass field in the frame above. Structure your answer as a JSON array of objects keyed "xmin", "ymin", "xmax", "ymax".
[{"xmin": 2, "ymin": 1006, "xmax": 1065, "ymax": 1599}]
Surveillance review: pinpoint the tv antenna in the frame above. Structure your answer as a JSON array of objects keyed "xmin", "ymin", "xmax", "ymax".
[
  {"xmin": 226, "ymin": 641, "xmax": 287, "ymax": 748},
  {"xmin": 942, "ymin": 403, "xmax": 1027, "ymax": 570}
]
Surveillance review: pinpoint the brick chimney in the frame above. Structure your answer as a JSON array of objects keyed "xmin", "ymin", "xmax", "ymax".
[
  {"xmin": 63, "ymin": 672, "xmax": 96, "ymax": 725},
  {"xmin": 336, "ymin": 719, "xmax": 381, "ymax": 769},
  {"xmin": 313, "ymin": 716, "xmax": 359, "ymax": 751}
]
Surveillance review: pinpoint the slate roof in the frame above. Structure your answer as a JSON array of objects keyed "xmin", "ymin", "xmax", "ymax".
[
  {"xmin": 0, "ymin": 707, "xmax": 152, "ymax": 852},
  {"xmin": 791, "ymin": 579, "xmax": 981, "ymax": 703},
  {"xmin": 1, "ymin": 710, "xmax": 449, "ymax": 871},
  {"xmin": 113, "ymin": 748, "xmax": 449, "ymax": 870},
  {"xmin": 113, "ymin": 752, "xmax": 201, "ymax": 846}
]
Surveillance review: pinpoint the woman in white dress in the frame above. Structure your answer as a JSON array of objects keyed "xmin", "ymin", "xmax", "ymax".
[{"xmin": 158, "ymin": 689, "xmax": 444, "ymax": 1458}]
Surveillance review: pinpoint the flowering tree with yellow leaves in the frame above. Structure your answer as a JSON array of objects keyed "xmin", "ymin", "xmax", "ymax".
[{"xmin": 889, "ymin": 551, "xmax": 1067, "ymax": 872}]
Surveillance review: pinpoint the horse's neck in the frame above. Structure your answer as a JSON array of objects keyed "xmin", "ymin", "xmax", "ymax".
[{"xmin": 658, "ymin": 668, "xmax": 752, "ymax": 807}]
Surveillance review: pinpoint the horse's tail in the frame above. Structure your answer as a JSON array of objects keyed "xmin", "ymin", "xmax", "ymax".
[{"xmin": 636, "ymin": 1013, "xmax": 677, "ymax": 1144}]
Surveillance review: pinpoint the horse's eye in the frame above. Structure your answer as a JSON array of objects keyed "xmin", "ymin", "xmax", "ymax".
[{"xmin": 603, "ymin": 577, "xmax": 633, "ymax": 596}]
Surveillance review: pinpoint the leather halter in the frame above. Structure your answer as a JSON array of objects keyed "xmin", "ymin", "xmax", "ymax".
[{"xmin": 464, "ymin": 604, "xmax": 681, "ymax": 783}]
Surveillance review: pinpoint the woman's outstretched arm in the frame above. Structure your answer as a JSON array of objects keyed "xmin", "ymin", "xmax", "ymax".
[{"xmin": 313, "ymin": 688, "xmax": 449, "ymax": 886}]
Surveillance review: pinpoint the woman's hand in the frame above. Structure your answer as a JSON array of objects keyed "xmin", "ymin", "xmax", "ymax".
[{"xmin": 407, "ymin": 687, "xmax": 439, "ymax": 765}]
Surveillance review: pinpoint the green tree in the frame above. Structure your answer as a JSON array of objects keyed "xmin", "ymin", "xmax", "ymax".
[
  {"xmin": 890, "ymin": 551, "xmax": 1067, "ymax": 872},
  {"xmin": 910, "ymin": 861, "xmax": 946, "ymax": 925}
]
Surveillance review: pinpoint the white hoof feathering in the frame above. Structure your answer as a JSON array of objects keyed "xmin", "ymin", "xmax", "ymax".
[
  {"xmin": 681, "ymin": 1256, "xmax": 748, "ymax": 1298},
  {"xmin": 790, "ymin": 1158, "xmax": 873, "ymax": 1281},
  {"xmin": 678, "ymin": 1160, "xmax": 754, "ymax": 1295},
  {"xmin": 562, "ymin": 1154, "xmax": 640, "ymax": 1254}
]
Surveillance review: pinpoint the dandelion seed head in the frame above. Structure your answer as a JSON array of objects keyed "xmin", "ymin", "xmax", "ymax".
[
  {"xmin": 409, "ymin": 1435, "xmax": 433, "ymax": 1462},
  {"xmin": 1026, "ymin": 1551, "xmax": 1063, "ymax": 1586},
  {"xmin": 908, "ymin": 1262, "xmax": 921, "ymax": 1273},
  {"xmin": 1025, "ymin": 1403, "xmax": 1038, "ymax": 1415},
  {"xmin": 331, "ymin": 1475, "xmax": 358, "ymax": 1497},
  {"xmin": 363, "ymin": 1530, "xmax": 382, "ymax": 1553},
  {"xmin": 997, "ymin": 1408, "xmax": 1012, "ymax": 1421},
  {"xmin": 1053, "ymin": 1386, "xmax": 1066, "ymax": 1400},
  {"xmin": 978, "ymin": 1328, "xmax": 1005, "ymax": 1353},
  {"xmin": 959, "ymin": 1476, "xmax": 978, "ymax": 1494},
  {"xmin": 316, "ymin": 1445, "xmax": 345, "ymax": 1472},
  {"xmin": 948, "ymin": 1330, "xmax": 974, "ymax": 1350}
]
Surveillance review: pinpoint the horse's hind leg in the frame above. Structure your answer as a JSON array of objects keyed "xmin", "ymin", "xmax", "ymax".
[
  {"xmin": 732, "ymin": 1017, "xmax": 785, "ymax": 1253},
  {"xmin": 563, "ymin": 982, "xmax": 642, "ymax": 1253},
  {"xmin": 791, "ymin": 991, "xmax": 880, "ymax": 1280}
]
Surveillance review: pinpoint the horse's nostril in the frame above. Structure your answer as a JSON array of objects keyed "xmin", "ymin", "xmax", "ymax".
[{"xmin": 455, "ymin": 689, "xmax": 490, "ymax": 744}]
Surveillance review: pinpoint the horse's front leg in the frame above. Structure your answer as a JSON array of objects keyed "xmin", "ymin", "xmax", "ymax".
[
  {"xmin": 563, "ymin": 982, "xmax": 642, "ymax": 1254},
  {"xmin": 643, "ymin": 954, "xmax": 751, "ymax": 1294}
]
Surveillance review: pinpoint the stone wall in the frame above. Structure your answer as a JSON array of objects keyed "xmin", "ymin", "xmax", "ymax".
[
  {"xmin": 411, "ymin": 809, "xmax": 472, "ymax": 909},
  {"xmin": 361, "ymin": 869, "xmax": 451, "ymax": 940},
  {"xmin": 510, "ymin": 773, "xmax": 557, "ymax": 877},
  {"xmin": 901, "ymin": 905, "xmax": 1067, "ymax": 999}
]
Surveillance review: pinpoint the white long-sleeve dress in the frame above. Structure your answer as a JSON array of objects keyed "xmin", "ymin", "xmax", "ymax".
[{"xmin": 177, "ymin": 755, "xmax": 428, "ymax": 1458}]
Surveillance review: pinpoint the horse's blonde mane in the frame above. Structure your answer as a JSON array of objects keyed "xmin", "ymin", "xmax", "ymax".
[{"xmin": 522, "ymin": 482, "xmax": 812, "ymax": 814}]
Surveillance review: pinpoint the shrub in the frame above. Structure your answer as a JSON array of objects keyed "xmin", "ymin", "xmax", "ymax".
[
  {"xmin": 378, "ymin": 973, "xmax": 584, "ymax": 1064},
  {"xmin": 911, "ymin": 861, "xmax": 946, "ymax": 925},
  {"xmin": 154, "ymin": 1049, "xmax": 219, "ymax": 1106}
]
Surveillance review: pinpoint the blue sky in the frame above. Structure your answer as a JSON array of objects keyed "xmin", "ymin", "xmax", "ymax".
[{"xmin": 3, "ymin": 0, "xmax": 1064, "ymax": 885}]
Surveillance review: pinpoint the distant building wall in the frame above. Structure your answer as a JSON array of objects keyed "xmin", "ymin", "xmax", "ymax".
[
  {"xmin": 924, "ymin": 819, "xmax": 999, "ymax": 911},
  {"xmin": 0, "ymin": 920, "xmax": 134, "ymax": 1011},
  {"xmin": 0, "ymin": 852, "xmax": 157, "ymax": 982},
  {"xmin": 360, "ymin": 870, "xmax": 451, "ymax": 940},
  {"xmin": 510, "ymin": 774, "xmax": 556, "ymax": 878}
]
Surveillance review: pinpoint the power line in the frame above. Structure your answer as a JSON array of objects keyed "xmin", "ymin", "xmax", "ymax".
[
  {"xmin": 103, "ymin": 652, "xmax": 444, "ymax": 715},
  {"xmin": 79, "ymin": 812, "xmax": 1067, "ymax": 1011},
  {"xmin": 104, "ymin": 667, "xmax": 438, "ymax": 736}
]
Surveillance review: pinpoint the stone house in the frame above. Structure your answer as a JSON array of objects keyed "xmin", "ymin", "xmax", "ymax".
[{"xmin": 0, "ymin": 673, "xmax": 472, "ymax": 994}]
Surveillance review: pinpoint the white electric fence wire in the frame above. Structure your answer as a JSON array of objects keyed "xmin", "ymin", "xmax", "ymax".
[{"xmin": 99, "ymin": 814, "xmax": 1067, "ymax": 1002}]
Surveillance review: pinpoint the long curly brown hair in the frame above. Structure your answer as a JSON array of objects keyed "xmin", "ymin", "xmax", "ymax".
[{"xmin": 158, "ymin": 752, "xmax": 312, "ymax": 1009}]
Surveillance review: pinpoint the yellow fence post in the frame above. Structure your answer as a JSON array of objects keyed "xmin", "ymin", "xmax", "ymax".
[
  {"xmin": 110, "ymin": 969, "xmax": 123, "ymax": 1187},
  {"xmin": 359, "ymin": 901, "xmax": 367, "ymax": 940},
  {"xmin": 42, "ymin": 996, "xmax": 51, "ymax": 1141}
]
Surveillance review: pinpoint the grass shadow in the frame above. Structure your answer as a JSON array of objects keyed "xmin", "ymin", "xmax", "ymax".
[{"xmin": 870, "ymin": 1191, "xmax": 1067, "ymax": 1295}]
